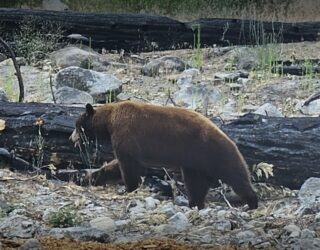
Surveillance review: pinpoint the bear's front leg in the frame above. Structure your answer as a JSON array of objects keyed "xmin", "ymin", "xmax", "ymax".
[
  {"xmin": 182, "ymin": 167, "xmax": 210, "ymax": 209},
  {"xmin": 116, "ymin": 153, "xmax": 142, "ymax": 192}
]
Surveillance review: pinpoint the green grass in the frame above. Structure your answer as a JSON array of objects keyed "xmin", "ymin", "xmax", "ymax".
[
  {"xmin": 14, "ymin": 16, "xmax": 63, "ymax": 64},
  {"xmin": 48, "ymin": 207, "xmax": 82, "ymax": 228},
  {"xmin": 3, "ymin": 73, "xmax": 18, "ymax": 101},
  {"xmin": 301, "ymin": 59, "xmax": 316, "ymax": 93},
  {"xmin": 192, "ymin": 24, "xmax": 202, "ymax": 69}
]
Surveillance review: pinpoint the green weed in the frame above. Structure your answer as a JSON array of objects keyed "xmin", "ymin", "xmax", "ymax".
[
  {"xmin": 192, "ymin": 24, "xmax": 202, "ymax": 69},
  {"xmin": 3, "ymin": 73, "xmax": 18, "ymax": 101},
  {"xmin": 14, "ymin": 16, "xmax": 64, "ymax": 64},
  {"xmin": 301, "ymin": 59, "xmax": 316, "ymax": 93},
  {"xmin": 48, "ymin": 207, "xmax": 82, "ymax": 228}
]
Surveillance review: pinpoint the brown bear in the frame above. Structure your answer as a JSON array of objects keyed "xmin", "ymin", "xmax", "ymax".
[{"xmin": 70, "ymin": 101, "xmax": 258, "ymax": 209}]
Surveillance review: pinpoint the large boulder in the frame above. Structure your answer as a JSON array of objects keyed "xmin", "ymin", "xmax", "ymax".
[
  {"xmin": 54, "ymin": 66, "xmax": 122, "ymax": 103},
  {"xmin": 142, "ymin": 56, "xmax": 190, "ymax": 77},
  {"xmin": 54, "ymin": 86, "xmax": 93, "ymax": 104},
  {"xmin": 0, "ymin": 60, "xmax": 51, "ymax": 102},
  {"xmin": 50, "ymin": 46, "xmax": 109, "ymax": 71}
]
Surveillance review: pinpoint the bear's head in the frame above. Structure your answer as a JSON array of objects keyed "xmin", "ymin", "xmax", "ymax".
[{"xmin": 70, "ymin": 103, "xmax": 96, "ymax": 148}]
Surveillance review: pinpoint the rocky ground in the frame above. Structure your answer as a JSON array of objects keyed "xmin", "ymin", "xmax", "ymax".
[
  {"xmin": 1, "ymin": 168, "xmax": 320, "ymax": 250},
  {"xmin": 0, "ymin": 40, "xmax": 320, "ymax": 249}
]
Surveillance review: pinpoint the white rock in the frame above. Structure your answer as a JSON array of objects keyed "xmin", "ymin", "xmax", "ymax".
[
  {"xmin": 174, "ymin": 195, "xmax": 189, "ymax": 206},
  {"xmin": 168, "ymin": 212, "xmax": 190, "ymax": 231},
  {"xmin": 254, "ymin": 103, "xmax": 284, "ymax": 117},
  {"xmin": 236, "ymin": 230, "xmax": 256, "ymax": 244},
  {"xmin": 214, "ymin": 220, "xmax": 232, "ymax": 232},
  {"xmin": 50, "ymin": 46, "xmax": 108, "ymax": 71},
  {"xmin": 297, "ymin": 178, "xmax": 320, "ymax": 215},
  {"xmin": 55, "ymin": 86, "xmax": 93, "ymax": 104},
  {"xmin": 300, "ymin": 99, "xmax": 320, "ymax": 115},
  {"xmin": 89, "ymin": 217, "xmax": 116, "ymax": 232},
  {"xmin": 144, "ymin": 197, "xmax": 160, "ymax": 210},
  {"xmin": 284, "ymin": 224, "xmax": 301, "ymax": 238},
  {"xmin": 54, "ymin": 66, "xmax": 122, "ymax": 103}
]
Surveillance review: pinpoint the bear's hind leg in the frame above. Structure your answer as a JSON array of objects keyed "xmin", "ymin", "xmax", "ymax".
[
  {"xmin": 117, "ymin": 156, "xmax": 142, "ymax": 192},
  {"xmin": 182, "ymin": 167, "xmax": 210, "ymax": 209}
]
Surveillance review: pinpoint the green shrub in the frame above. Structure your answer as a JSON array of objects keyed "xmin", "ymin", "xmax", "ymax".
[
  {"xmin": 48, "ymin": 207, "xmax": 82, "ymax": 228},
  {"xmin": 14, "ymin": 16, "xmax": 64, "ymax": 64}
]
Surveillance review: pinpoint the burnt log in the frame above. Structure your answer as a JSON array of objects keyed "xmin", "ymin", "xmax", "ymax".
[
  {"xmin": 272, "ymin": 59, "xmax": 320, "ymax": 76},
  {"xmin": 1, "ymin": 8, "xmax": 320, "ymax": 52},
  {"xmin": 0, "ymin": 102, "xmax": 114, "ymax": 171},
  {"xmin": 0, "ymin": 102, "xmax": 320, "ymax": 189}
]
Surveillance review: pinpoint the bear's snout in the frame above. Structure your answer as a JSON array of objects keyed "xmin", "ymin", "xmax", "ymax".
[{"xmin": 70, "ymin": 129, "xmax": 80, "ymax": 147}]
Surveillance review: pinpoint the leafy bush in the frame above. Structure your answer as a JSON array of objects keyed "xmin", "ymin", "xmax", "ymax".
[
  {"xmin": 48, "ymin": 207, "xmax": 82, "ymax": 228},
  {"xmin": 14, "ymin": 16, "xmax": 64, "ymax": 64}
]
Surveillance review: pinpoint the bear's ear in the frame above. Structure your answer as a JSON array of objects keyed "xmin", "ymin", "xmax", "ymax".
[{"xmin": 85, "ymin": 103, "xmax": 95, "ymax": 116}]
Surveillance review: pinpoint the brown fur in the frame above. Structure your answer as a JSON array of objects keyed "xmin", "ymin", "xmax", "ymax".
[{"xmin": 71, "ymin": 101, "xmax": 258, "ymax": 209}]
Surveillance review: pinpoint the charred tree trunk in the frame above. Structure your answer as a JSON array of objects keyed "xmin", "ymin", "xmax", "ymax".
[
  {"xmin": 0, "ymin": 102, "xmax": 320, "ymax": 189},
  {"xmin": 0, "ymin": 102, "xmax": 114, "ymax": 171},
  {"xmin": 0, "ymin": 8, "xmax": 320, "ymax": 52}
]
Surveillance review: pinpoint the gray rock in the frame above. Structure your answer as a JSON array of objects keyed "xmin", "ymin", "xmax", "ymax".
[
  {"xmin": 301, "ymin": 229, "xmax": 315, "ymax": 239},
  {"xmin": 168, "ymin": 212, "xmax": 190, "ymax": 231},
  {"xmin": 54, "ymin": 66, "xmax": 122, "ymax": 103},
  {"xmin": 0, "ymin": 64, "xmax": 51, "ymax": 102},
  {"xmin": 8, "ymin": 208, "xmax": 27, "ymax": 216},
  {"xmin": 116, "ymin": 92, "xmax": 134, "ymax": 101},
  {"xmin": 236, "ymin": 230, "xmax": 256, "ymax": 244},
  {"xmin": 315, "ymin": 212, "xmax": 320, "ymax": 222},
  {"xmin": 220, "ymin": 99, "xmax": 237, "ymax": 119},
  {"xmin": 283, "ymin": 224, "xmax": 301, "ymax": 238},
  {"xmin": 0, "ymin": 215, "xmax": 39, "ymax": 238},
  {"xmin": 300, "ymin": 99, "xmax": 320, "ymax": 115},
  {"xmin": 174, "ymin": 195, "xmax": 189, "ymax": 207},
  {"xmin": 161, "ymin": 203, "xmax": 177, "ymax": 218},
  {"xmin": 144, "ymin": 197, "xmax": 160, "ymax": 210},
  {"xmin": 199, "ymin": 207, "xmax": 213, "ymax": 217},
  {"xmin": 214, "ymin": 220, "xmax": 232, "ymax": 232},
  {"xmin": 177, "ymin": 75, "xmax": 193, "ymax": 86},
  {"xmin": 229, "ymin": 83, "xmax": 244, "ymax": 91},
  {"xmin": 153, "ymin": 224, "xmax": 178, "ymax": 235},
  {"xmin": 115, "ymin": 219, "xmax": 130, "ymax": 230},
  {"xmin": 254, "ymin": 103, "xmax": 284, "ymax": 117},
  {"xmin": 297, "ymin": 178, "xmax": 320, "ymax": 215},
  {"xmin": 50, "ymin": 46, "xmax": 109, "ymax": 71},
  {"xmin": 177, "ymin": 68, "xmax": 200, "ymax": 85},
  {"xmin": 41, "ymin": 227, "xmax": 110, "ymax": 243},
  {"xmin": 89, "ymin": 217, "xmax": 116, "ymax": 232},
  {"xmin": 192, "ymin": 226, "xmax": 214, "ymax": 243},
  {"xmin": 42, "ymin": 0, "xmax": 69, "ymax": 11},
  {"xmin": 215, "ymin": 72, "xmax": 240, "ymax": 82},
  {"xmin": 142, "ymin": 56, "xmax": 189, "ymax": 76},
  {"xmin": 174, "ymin": 82, "xmax": 222, "ymax": 109},
  {"xmin": 129, "ymin": 201, "xmax": 147, "ymax": 217},
  {"xmin": 55, "ymin": 86, "xmax": 94, "ymax": 104},
  {"xmin": 180, "ymin": 68, "xmax": 200, "ymax": 78},
  {"xmin": 233, "ymin": 47, "xmax": 258, "ymax": 71},
  {"xmin": 20, "ymin": 238, "xmax": 42, "ymax": 250},
  {"xmin": 0, "ymin": 88, "xmax": 8, "ymax": 102},
  {"xmin": 300, "ymin": 238, "xmax": 320, "ymax": 250},
  {"xmin": 258, "ymin": 80, "xmax": 299, "ymax": 102},
  {"xmin": 237, "ymin": 78, "xmax": 250, "ymax": 85}
]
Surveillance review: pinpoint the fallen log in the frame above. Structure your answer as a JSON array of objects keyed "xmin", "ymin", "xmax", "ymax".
[
  {"xmin": 0, "ymin": 102, "xmax": 320, "ymax": 189},
  {"xmin": 272, "ymin": 59, "xmax": 320, "ymax": 76},
  {"xmin": 1, "ymin": 8, "xmax": 320, "ymax": 52}
]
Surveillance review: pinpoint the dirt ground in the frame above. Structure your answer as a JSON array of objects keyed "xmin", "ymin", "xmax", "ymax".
[{"xmin": 0, "ymin": 237, "xmax": 249, "ymax": 250}]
